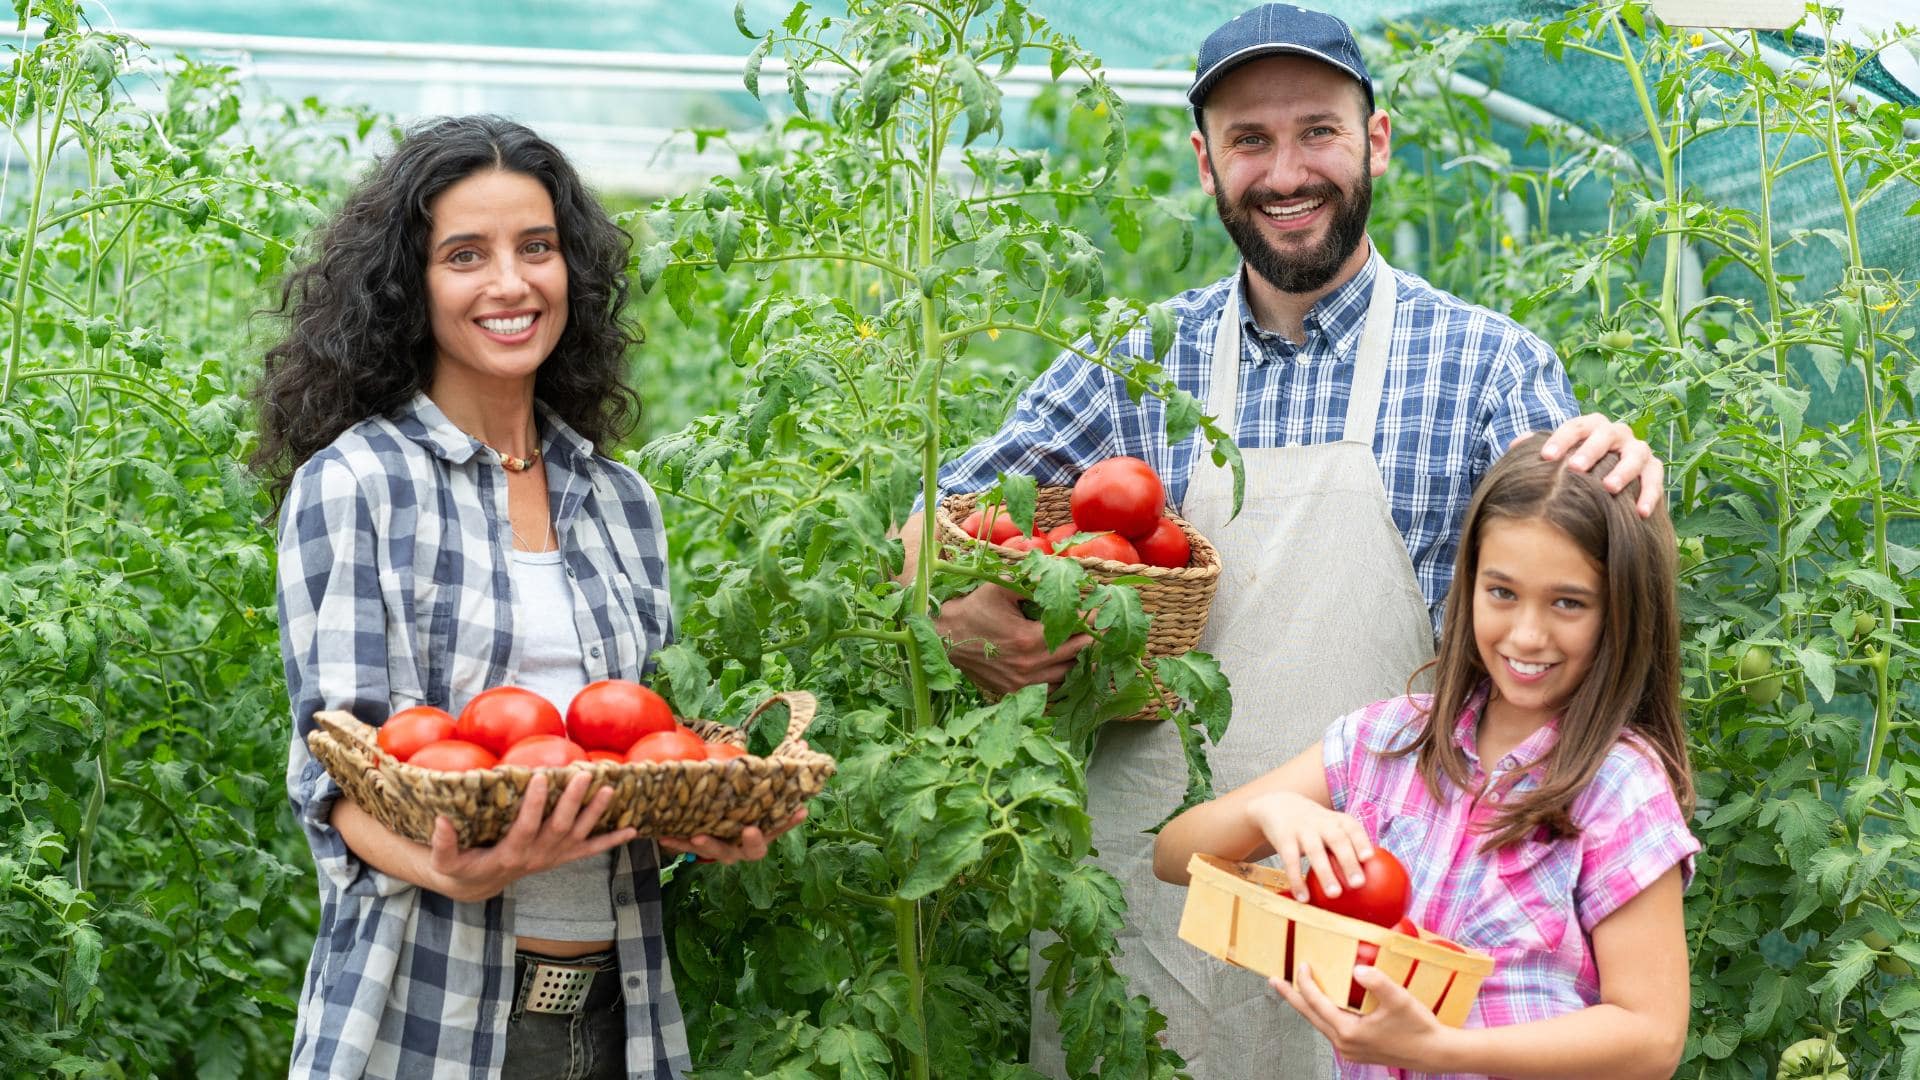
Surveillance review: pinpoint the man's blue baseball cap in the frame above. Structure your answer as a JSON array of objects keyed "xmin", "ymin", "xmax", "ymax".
[{"xmin": 1187, "ymin": 4, "xmax": 1376, "ymax": 116}]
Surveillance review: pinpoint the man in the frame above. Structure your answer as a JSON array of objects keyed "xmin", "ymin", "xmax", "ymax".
[{"xmin": 899, "ymin": 6, "xmax": 1663, "ymax": 1076}]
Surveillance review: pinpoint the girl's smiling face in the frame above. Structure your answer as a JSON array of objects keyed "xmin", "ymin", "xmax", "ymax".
[{"xmin": 1472, "ymin": 516, "xmax": 1605, "ymax": 731}]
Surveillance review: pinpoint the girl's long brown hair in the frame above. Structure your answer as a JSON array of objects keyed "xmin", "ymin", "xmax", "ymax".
[{"xmin": 1394, "ymin": 433, "xmax": 1693, "ymax": 851}]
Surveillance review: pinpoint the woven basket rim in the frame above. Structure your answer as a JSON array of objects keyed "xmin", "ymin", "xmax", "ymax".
[{"xmin": 936, "ymin": 487, "xmax": 1222, "ymax": 580}]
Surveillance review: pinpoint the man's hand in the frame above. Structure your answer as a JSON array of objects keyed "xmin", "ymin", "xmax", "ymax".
[
  {"xmin": 936, "ymin": 581, "xmax": 1092, "ymax": 696},
  {"xmin": 1527, "ymin": 413, "xmax": 1665, "ymax": 517}
]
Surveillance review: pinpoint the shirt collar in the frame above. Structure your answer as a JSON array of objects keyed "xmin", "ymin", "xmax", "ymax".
[
  {"xmin": 1230, "ymin": 241, "xmax": 1382, "ymax": 365},
  {"xmin": 394, "ymin": 390, "xmax": 596, "ymax": 473},
  {"xmin": 1452, "ymin": 678, "xmax": 1561, "ymax": 776}
]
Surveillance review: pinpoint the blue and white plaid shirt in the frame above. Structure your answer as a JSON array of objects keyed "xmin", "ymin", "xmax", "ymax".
[
  {"xmin": 937, "ymin": 251, "xmax": 1578, "ymax": 631},
  {"xmin": 276, "ymin": 392, "xmax": 689, "ymax": 1079}
]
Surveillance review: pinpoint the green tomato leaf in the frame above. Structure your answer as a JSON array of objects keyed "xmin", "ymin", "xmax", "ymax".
[{"xmin": 897, "ymin": 814, "xmax": 991, "ymax": 900}]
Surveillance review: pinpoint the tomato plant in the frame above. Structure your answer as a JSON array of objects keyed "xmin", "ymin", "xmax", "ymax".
[
  {"xmin": 566, "ymin": 678, "xmax": 676, "ymax": 751},
  {"xmin": 455, "ymin": 687, "xmax": 566, "ymax": 755}
]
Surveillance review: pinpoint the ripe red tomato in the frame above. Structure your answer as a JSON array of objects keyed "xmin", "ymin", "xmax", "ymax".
[
  {"xmin": 1133, "ymin": 517, "xmax": 1191, "ymax": 568},
  {"xmin": 566, "ymin": 679, "xmax": 676, "ymax": 752},
  {"xmin": 998, "ymin": 534, "xmax": 1049, "ymax": 554},
  {"xmin": 584, "ymin": 750, "xmax": 627, "ymax": 763},
  {"xmin": 1306, "ymin": 848, "xmax": 1411, "ymax": 927},
  {"xmin": 960, "ymin": 507, "xmax": 1023, "ymax": 544},
  {"xmin": 407, "ymin": 739, "xmax": 499, "ymax": 772},
  {"xmin": 626, "ymin": 729, "xmax": 709, "ymax": 763},
  {"xmin": 1044, "ymin": 523, "xmax": 1081, "ymax": 552},
  {"xmin": 1063, "ymin": 532, "xmax": 1141, "ymax": 565},
  {"xmin": 706, "ymin": 742, "xmax": 747, "ymax": 760},
  {"xmin": 1069, "ymin": 457, "xmax": 1164, "ymax": 539},
  {"xmin": 376, "ymin": 705, "xmax": 456, "ymax": 762},
  {"xmin": 455, "ymin": 687, "xmax": 565, "ymax": 756},
  {"xmin": 499, "ymin": 734, "xmax": 588, "ymax": 768},
  {"xmin": 1348, "ymin": 940, "xmax": 1380, "ymax": 1008}
]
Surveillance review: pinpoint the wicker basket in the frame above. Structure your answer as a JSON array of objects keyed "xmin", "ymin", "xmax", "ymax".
[
  {"xmin": 935, "ymin": 487, "xmax": 1222, "ymax": 720},
  {"xmin": 1178, "ymin": 854, "xmax": 1495, "ymax": 1025},
  {"xmin": 306, "ymin": 691, "xmax": 835, "ymax": 847}
]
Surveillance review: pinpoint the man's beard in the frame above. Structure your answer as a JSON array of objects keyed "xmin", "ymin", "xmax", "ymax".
[{"xmin": 1212, "ymin": 157, "xmax": 1372, "ymax": 295}]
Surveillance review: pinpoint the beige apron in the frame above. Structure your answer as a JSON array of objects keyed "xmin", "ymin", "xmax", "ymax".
[{"xmin": 1031, "ymin": 254, "xmax": 1436, "ymax": 1079}]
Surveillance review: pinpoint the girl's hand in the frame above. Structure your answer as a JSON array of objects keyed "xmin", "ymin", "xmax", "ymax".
[
  {"xmin": 427, "ymin": 771, "xmax": 637, "ymax": 901},
  {"xmin": 1243, "ymin": 789, "xmax": 1376, "ymax": 902},
  {"xmin": 1270, "ymin": 961, "xmax": 1458, "ymax": 1070},
  {"xmin": 659, "ymin": 806, "xmax": 808, "ymax": 864}
]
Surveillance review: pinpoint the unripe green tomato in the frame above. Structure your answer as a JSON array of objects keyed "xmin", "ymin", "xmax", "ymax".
[
  {"xmin": 1851, "ymin": 611, "xmax": 1878, "ymax": 639},
  {"xmin": 1599, "ymin": 328, "xmax": 1636, "ymax": 351},
  {"xmin": 1745, "ymin": 674, "xmax": 1784, "ymax": 707},
  {"xmin": 1777, "ymin": 1036, "xmax": 1847, "ymax": 1080},
  {"xmin": 1863, "ymin": 931, "xmax": 1914, "ymax": 977},
  {"xmin": 1677, "ymin": 536, "xmax": 1705, "ymax": 571},
  {"xmin": 1738, "ymin": 645, "xmax": 1774, "ymax": 681}
]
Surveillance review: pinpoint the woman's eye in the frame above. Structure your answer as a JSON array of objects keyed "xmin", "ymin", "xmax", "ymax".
[
  {"xmin": 1488, "ymin": 586, "xmax": 1515, "ymax": 601},
  {"xmin": 1554, "ymin": 597, "xmax": 1587, "ymax": 610},
  {"xmin": 448, "ymin": 249, "xmax": 479, "ymax": 266},
  {"xmin": 525, "ymin": 239, "xmax": 555, "ymax": 255}
]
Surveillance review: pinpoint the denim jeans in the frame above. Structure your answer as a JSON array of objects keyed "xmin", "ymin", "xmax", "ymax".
[{"xmin": 500, "ymin": 949, "xmax": 626, "ymax": 1080}]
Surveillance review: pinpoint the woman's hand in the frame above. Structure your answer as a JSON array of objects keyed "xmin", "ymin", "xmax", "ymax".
[
  {"xmin": 1242, "ymin": 789, "xmax": 1376, "ymax": 902},
  {"xmin": 427, "ymin": 771, "xmax": 637, "ymax": 902},
  {"xmin": 1270, "ymin": 961, "xmax": 1458, "ymax": 1070},
  {"xmin": 659, "ymin": 806, "xmax": 809, "ymax": 865}
]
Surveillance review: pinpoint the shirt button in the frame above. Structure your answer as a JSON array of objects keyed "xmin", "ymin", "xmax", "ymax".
[
  {"xmin": 564, "ymin": 566, "xmax": 576, "ymax": 578},
  {"xmin": 614, "ymin": 890, "xmax": 632, "ymax": 905},
  {"xmin": 626, "ymin": 975, "xmax": 641, "ymax": 989},
  {"xmin": 589, "ymin": 646, "xmax": 602, "ymax": 659}
]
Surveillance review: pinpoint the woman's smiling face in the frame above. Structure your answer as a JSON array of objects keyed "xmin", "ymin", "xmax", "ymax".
[
  {"xmin": 1472, "ymin": 515, "xmax": 1606, "ymax": 730},
  {"xmin": 424, "ymin": 169, "xmax": 568, "ymax": 396}
]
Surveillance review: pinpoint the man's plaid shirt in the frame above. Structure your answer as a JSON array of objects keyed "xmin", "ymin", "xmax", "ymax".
[
  {"xmin": 936, "ymin": 251, "xmax": 1579, "ymax": 633},
  {"xmin": 276, "ymin": 392, "xmax": 689, "ymax": 1078}
]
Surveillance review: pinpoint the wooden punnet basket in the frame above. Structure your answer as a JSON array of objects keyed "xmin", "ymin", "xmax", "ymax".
[
  {"xmin": 1178, "ymin": 854, "xmax": 1495, "ymax": 1026},
  {"xmin": 935, "ymin": 486, "xmax": 1221, "ymax": 720},
  {"xmin": 306, "ymin": 691, "xmax": 835, "ymax": 847}
]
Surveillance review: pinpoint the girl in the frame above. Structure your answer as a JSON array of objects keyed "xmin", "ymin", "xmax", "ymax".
[
  {"xmin": 1153, "ymin": 433, "xmax": 1697, "ymax": 1080},
  {"xmin": 255, "ymin": 116, "xmax": 801, "ymax": 1079}
]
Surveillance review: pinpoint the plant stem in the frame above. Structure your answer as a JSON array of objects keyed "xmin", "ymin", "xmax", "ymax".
[
  {"xmin": 1610, "ymin": 16, "xmax": 1685, "ymax": 349},
  {"xmin": 4, "ymin": 65, "xmax": 76, "ymax": 403},
  {"xmin": 1747, "ymin": 33, "xmax": 1800, "ymax": 626},
  {"xmin": 892, "ymin": 897, "xmax": 931, "ymax": 1080},
  {"xmin": 1811, "ymin": 40, "xmax": 1895, "ymax": 780}
]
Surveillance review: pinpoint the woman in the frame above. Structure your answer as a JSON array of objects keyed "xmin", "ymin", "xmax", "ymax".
[{"xmin": 254, "ymin": 115, "xmax": 797, "ymax": 1079}]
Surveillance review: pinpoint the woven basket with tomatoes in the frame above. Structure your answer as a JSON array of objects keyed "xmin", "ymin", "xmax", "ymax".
[
  {"xmin": 935, "ymin": 459, "xmax": 1222, "ymax": 720},
  {"xmin": 306, "ymin": 690, "xmax": 834, "ymax": 847},
  {"xmin": 1178, "ymin": 853, "xmax": 1495, "ymax": 1026}
]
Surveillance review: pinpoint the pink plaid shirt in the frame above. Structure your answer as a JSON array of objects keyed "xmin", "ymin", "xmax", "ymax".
[{"xmin": 1320, "ymin": 685, "xmax": 1698, "ymax": 1080}]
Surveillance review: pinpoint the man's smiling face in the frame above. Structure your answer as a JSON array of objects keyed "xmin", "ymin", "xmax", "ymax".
[{"xmin": 1193, "ymin": 55, "xmax": 1388, "ymax": 295}]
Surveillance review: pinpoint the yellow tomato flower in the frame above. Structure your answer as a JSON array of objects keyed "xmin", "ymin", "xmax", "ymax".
[
  {"xmin": 1500, "ymin": 234, "xmax": 1514, "ymax": 250},
  {"xmin": 1871, "ymin": 299, "xmax": 1897, "ymax": 313},
  {"xmin": 1688, "ymin": 32, "xmax": 1704, "ymax": 48},
  {"xmin": 857, "ymin": 321, "xmax": 876, "ymax": 339},
  {"xmin": 987, "ymin": 327, "xmax": 1001, "ymax": 341},
  {"xmin": 866, "ymin": 280, "xmax": 882, "ymax": 297}
]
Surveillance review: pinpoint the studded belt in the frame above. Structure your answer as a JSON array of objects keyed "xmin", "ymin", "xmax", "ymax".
[{"xmin": 512, "ymin": 949, "xmax": 618, "ymax": 1015}]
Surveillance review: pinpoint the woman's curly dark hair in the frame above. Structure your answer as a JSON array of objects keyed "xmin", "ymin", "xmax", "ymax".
[{"xmin": 251, "ymin": 114, "xmax": 640, "ymax": 509}]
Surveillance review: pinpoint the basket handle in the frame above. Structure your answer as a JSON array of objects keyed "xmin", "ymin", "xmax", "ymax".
[{"xmin": 741, "ymin": 691, "xmax": 819, "ymax": 755}]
